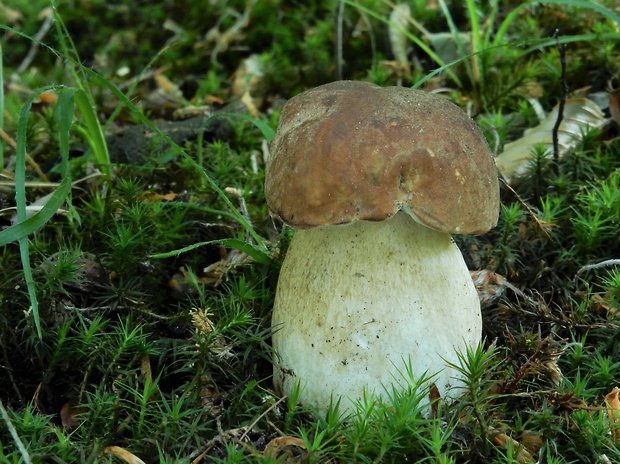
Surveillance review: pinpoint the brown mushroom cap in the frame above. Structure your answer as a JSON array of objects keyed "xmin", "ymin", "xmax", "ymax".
[{"xmin": 265, "ymin": 80, "xmax": 500, "ymax": 234}]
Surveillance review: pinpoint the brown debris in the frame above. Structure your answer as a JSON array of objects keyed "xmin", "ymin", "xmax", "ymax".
[
  {"xmin": 488, "ymin": 428, "xmax": 536, "ymax": 463},
  {"xmin": 605, "ymin": 387, "xmax": 620, "ymax": 441},
  {"xmin": 263, "ymin": 436, "xmax": 308, "ymax": 461}
]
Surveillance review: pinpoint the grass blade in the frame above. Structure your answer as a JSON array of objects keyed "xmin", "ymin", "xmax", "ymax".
[
  {"xmin": 493, "ymin": 3, "xmax": 530, "ymax": 47},
  {"xmin": 465, "ymin": 0, "xmax": 483, "ymax": 91},
  {"xmin": 241, "ymin": 114, "xmax": 275, "ymax": 142},
  {"xmin": 344, "ymin": 0, "xmax": 463, "ymax": 87},
  {"xmin": 437, "ymin": 0, "xmax": 472, "ymax": 79},
  {"xmin": 74, "ymin": 89, "xmax": 111, "ymax": 176},
  {"xmin": 85, "ymin": 70, "xmax": 269, "ymax": 251},
  {"xmin": 0, "ymin": 89, "xmax": 74, "ymax": 245},
  {"xmin": 0, "ymin": 42, "xmax": 4, "ymax": 170},
  {"xmin": 543, "ymin": 0, "xmax": 620, "ymax": 28},
  {"xmin": 0, "ymin": 400, "xmax": 31, "ymax": 464},
  {"xmin": 52, "ymin": 2, "xmax": 111, "ymax": 177},
  {"xmin": 11, "ymin": 86, "xmax": 75, "ymax": 337},
  {"xmin": 0, "ymin": 23, "xmax": 269, "ymax": 254},
  {"xmin": 14, "ymin": 88, "xmax": 50, "ymax": 338},
  {"xmin": 150, "ymin": 238, "xmax": 272, "ymax": 265},
  {"xmin": 495, "ymin": 0, "xmax": 620, "ymax": 47}
]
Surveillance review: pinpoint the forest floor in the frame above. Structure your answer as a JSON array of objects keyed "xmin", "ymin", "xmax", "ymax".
[{"xmin": 1, "ymin": 1, "xmax": 620, "ymax": 463}]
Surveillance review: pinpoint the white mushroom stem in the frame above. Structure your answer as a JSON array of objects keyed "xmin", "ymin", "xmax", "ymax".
[{"xmin": 272, "ymin": 211, "xmax": 482, "ymax": 412}]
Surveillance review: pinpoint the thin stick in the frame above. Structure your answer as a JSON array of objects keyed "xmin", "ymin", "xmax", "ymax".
[
  {"xmin": 0, "ymin": 399, "xmax": 32, "ymax": 464},
  {"xmin": 0, "ymin": 171, "xmax": 101, "ymax": 189},
  {"xmin": 1, "ymin": 42, "xmax": 4, "ymax": 171},
  {"xmin": 16, "ymin": 10, "xmax": 55, "ymax": 74},
  {"xmin": 577, "ymin": 259, "xmax": 620, "ymax": 276},
  {"xmin": 500, "ymin": 176, "xmax": 551, "ymax": 239},
  {"xmin": 0, "ymin": 128, "xmax": 49, "ymax": 181},
  {"xmin": 238, "ymin": 395, "xmax": 287, "ymax": 443},
  {"xmin": 551, "ymin": 30, "xmax": 568, "ymax": 176}
]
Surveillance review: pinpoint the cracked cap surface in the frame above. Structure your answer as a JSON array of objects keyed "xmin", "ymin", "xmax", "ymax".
[{"xmin": 265, "ymin": 80, "xmax": 500, "ymax": 234}]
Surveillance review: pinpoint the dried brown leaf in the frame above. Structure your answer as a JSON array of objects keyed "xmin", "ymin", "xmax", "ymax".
[
  {"xmin": 103, "ymin": 446, "xmax": 146, "ymax": 464},
  {"xmin": 489, "ymin": 428, "xmax": 536, "ymax": 463},
  {"xmin": 605, "ymin": 387, "xmax": 620, "ymax": 441},
  {"xmin": 60, "ymin": 403, "xmax": 85, "ymax": 430},
  {"xmin": 519, "ymin": 430, "xmax": 544, "ymax": 454},
  {"xmin": 470, "ymin": 269, "xmax": 525, "ymax": 307},
  {"xmin": 140, "ymin": 192, "xmax": 178, "ymax": 202},
  {"xmin": 263, "ymin": 436, "xmax": 307, "ymax": 461}
]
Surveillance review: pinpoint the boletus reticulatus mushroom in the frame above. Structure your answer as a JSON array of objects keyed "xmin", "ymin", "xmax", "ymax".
[{"xmin": 265, "ymin": 80, "xmax": 500, "ymax": 412}]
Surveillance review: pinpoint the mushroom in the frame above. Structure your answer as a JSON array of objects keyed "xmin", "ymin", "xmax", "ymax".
[{"xmin": 265, "ymin": 80, "xmax": 500, "ymax": 412}]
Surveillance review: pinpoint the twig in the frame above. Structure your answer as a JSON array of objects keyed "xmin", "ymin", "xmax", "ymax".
[
  {"xmin": 238, "ymin": 395, "xmax": 287, "ymax": 443},
  {"xmin": 265, "ymin": 419, "xmax": 285, "ymax": 437},
  {"xmin": 210, "ymin": 0, "xmax": 256, "ymax": 66},
  {"xmin": 551, "ymin": 30, "xmax": 568, "ymax": 176},
  {"xmin": 191, "ymin": 421, "xmax": 254, "ymax": 463},
  {"xmin": 0, "ymin": 399, "xmax": 32, "ymax": 464},
  {"xmin": 576, "ymin": 259, "xmax": 620, "ymax": 276},
  {"xmin": 16, "ymin": 8, "xmax": 55, "ymax": 74},
  {"xmin": 224, "ymin": 187, "xmax": 254, "ymax": 244},
  {"xmin": 500, "ymin": 176, "xmax": 551, "ymax": 239},
  {"xmin": 0, "ymin": 127, "xmax": 50, "ymax": 181},
  {"xmin": 0, "ymin": 171, "xmax": 101, "ymax": 190}
]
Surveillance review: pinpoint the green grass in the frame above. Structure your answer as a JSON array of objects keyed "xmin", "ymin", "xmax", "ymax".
[{"xmin": 1, "ymin": 0, "xmax": 620, "ymax": 462}]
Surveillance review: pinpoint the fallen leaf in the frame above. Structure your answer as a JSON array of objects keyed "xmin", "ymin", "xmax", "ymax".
[
  {"xmin": 489, "ymin": 428, "xmax": 536, "ymax": 463},
  {"xmin": 241, "ymin": 91, "xmax": 260, "ymax": 118},
  {"xmin": 60, "ymin": 403, "xmax": 86, "ymax": 430},
  {"xmin": 142, "ymin": 72, "xmax": 185, "ymax": 113},
  {"xmin": 470, "ymin": 269, "xmax": 525, "ymax": 307},
  {"xmin": 429, "ymin": 383, "xmax": 440, "ymax": 417},
  {"xmin": 154, "ymin": 72, "xmax": 183, "ymax": 99},
  {"xmin": 388, "ymin": 3, "xmax": 412, "ymax": 73},
  {"xmin": 263, "ymin": 436, "xmax": 307, "ymax": 461},
  {"xmin": 496, "ymin": 97, "xmax": 608, "ymax": 184},
  {"xmin": 103, "ymin": 446, "xmax": 146, "ymax": 464},
  {"xmin": 173, "ymin": 105, "xmax": 213, "ymax": 119},
  {"xmin": 232, "ymin": 54, "xmax": 265, "ymax": 101},
  {"xmin": 519, "ymin": 430, "xmax": 544, "ymax": 454},
  {"xmin": 588, "ymin": 293, "xmax": 619, "ymax": 319},
  {"xmin": 605, "ymin": 387, "xmax": 620, "ymax": 441},
  {"xmin": 202, "ymin": 249, "xmax": 251, "ymax": 286},
  {"xmin": 204, "ymin": 95, "xmax": 225, "ymax": 105},
  {"xmin": 139, "ymin": 191, "xmax": 178, "ymax": 202}
]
